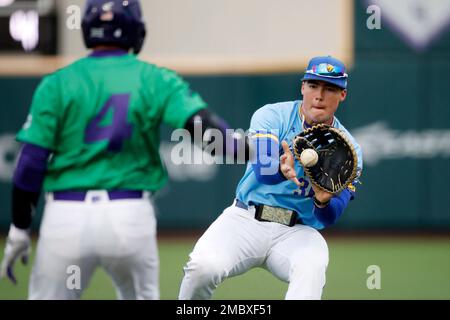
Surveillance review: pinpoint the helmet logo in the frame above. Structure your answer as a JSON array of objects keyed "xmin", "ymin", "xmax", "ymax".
[
  {"xmin": 114, "ymin": 29, "xmax": 122, "ymax": 38},
  {"xmin": 100, "ymin": 2, "xmax": 114, "ymax": 21},
  {"xmin": 102, "ymin": 2, "xmax": 115, "ymax": 12}
]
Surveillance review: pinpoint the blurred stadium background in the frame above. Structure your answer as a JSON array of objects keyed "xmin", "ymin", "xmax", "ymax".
[{"xmin": 0, "ymin": 0, "xmax": 450, "ymax": 299}]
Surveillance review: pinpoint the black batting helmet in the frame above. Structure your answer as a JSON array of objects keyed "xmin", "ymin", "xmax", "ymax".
[{"xmin": 81, "ymin": 0, "xmax": 146, "ymax": 54}]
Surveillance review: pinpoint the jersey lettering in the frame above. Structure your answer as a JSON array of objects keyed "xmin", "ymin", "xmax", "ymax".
[{"xmin": 84, "ymin": 94, "xmax": 133, "ymax": 152}]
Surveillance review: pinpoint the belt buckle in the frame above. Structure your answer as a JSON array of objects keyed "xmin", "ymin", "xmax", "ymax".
[{"xmin": 255, "ymin": 205, "xmax": 297, "ymax": 227}]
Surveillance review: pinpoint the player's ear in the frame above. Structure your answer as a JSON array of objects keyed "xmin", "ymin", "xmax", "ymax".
[
  {"xmin": 340, "ymin": 89, "xmax": 347, "ymax": 102},
  {"xmin": 301, "ymin": 81, "xmax": 306, "ymax": 95}
]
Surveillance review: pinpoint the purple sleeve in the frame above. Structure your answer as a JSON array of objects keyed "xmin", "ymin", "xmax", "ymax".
[
  {"xmin": 13, "ymin": 143, "xmax": 51, "ymax": 192},
  {"xmin": 313, "ymin": 188, "xmax": 354, "ymax": 227},
  {"xmin": 11, "ymin": 143, "xmax": 50, "ymax": 229}
]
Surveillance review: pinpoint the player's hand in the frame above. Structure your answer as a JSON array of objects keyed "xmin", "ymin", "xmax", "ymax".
[
  {"xmin": 0, "ymin": 225, "xmax": 31, "ymax": 285},
  {"xmin": 280, "ymin": 141, "xmax": 301, "ymax": 187},
  {"xmin": 311, "ymin": 184, "xmax": 333, "ymax": 206}
]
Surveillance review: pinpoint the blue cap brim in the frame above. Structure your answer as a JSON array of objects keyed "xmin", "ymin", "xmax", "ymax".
[{"xmin": 302, "ymin": 73, "xmax": 347, "ymax": 89}]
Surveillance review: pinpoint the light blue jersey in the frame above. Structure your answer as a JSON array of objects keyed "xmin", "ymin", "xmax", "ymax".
[{"xmin": 236, "ymin": 100, "xmax": 363, "ymax": 230}]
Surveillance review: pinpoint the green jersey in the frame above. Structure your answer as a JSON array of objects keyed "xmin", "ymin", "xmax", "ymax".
[{"xmin": 17, "ymin": 53, "xmax": 207, "ymax": 192}]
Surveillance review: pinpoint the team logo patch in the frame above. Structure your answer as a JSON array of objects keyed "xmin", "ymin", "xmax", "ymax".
[{"xmin": 90, "ymin": 28, "xmax": 105, "ymax": 38}]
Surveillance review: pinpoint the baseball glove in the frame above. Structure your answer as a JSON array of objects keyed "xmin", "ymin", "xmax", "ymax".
[{"xmin": 292, "ymin": 124, "xmax": 358, "ymax": 194}]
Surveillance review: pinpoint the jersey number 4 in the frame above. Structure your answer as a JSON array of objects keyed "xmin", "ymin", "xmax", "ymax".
[{"xmin": 84, "ymin": 94, "xmax": 133, "ymax": 152}]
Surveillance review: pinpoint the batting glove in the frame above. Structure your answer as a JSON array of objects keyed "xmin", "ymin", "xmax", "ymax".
[{"xmin": 0, "ymin": 224, "xmax": 31, "ymax": 285}]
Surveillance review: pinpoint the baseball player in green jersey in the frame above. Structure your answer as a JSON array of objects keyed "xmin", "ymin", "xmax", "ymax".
[{"xmin": 0, "ymin": 0, "xmax": 248, "ymax": 299}]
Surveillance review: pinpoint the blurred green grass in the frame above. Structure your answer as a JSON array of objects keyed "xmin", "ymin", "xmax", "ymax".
[{"xmin": 1, "ymin": 235, "xmax": 449, "ymax": 300}]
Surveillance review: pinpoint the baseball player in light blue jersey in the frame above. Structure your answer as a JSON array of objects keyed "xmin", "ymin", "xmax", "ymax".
[{"xmin": 179, "ymin": 56, "xmax": 363, "ymax": 300}]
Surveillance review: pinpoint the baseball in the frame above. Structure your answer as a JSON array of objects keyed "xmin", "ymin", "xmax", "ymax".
[{"xmin": 300, "ymin": 149, "xmax": 318, "ymax": 167}]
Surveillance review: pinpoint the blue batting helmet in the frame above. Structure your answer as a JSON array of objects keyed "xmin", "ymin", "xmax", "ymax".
[{"xmin": 81, "ymin": 0, "xmax": 146, "ymax": 54}]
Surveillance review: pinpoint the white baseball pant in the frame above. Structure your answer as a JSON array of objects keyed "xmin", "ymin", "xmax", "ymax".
[
  {"xmin": 178, "ymin": 200, "xmax": 329, "ymax": 300},
  {"xmin": 28, "ymin": 190, "xmax": 159, "ymax": 300}
]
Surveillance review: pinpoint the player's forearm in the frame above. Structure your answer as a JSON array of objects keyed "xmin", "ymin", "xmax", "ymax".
[
  {"xmin": 11, "ymin": 143, "xmax": 50, "ymax": 229},
  {"xmin": 313, "ymin": 188, "xmax": 353, "ymax": 227},
  {"xmin": 254, "ymin": 165, "xmax": 286, "ymax": 184}
]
